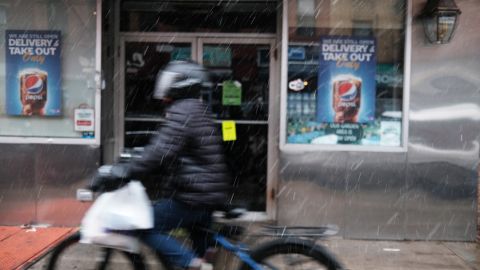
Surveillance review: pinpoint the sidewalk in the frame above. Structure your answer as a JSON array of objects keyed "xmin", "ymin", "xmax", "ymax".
[
  {"xmin": 0, "ymin": 222, "xmax": 476, "ymax": 269},
  {"xmin": 322, "ymin": 238, "xmax": 480, "ymax": 270},
  {"xmin": 212, "ymin": 237, "xmax": 480, "ymax": 270},
  {"xmin": 24, "ymin": 233, "xmax": 480, "ymax": 270},
  {"xmin": 0, "ymin": 226, "xmax": 76, "ymax": 270}
]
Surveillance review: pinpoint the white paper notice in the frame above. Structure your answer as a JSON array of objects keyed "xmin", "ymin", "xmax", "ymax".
[{"xmin": 74, "ymin": 108, "xmax": 95, "ymax": 131}]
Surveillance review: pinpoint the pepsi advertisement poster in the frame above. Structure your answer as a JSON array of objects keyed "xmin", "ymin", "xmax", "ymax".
[
  {"xmin": 6, "ymin": 30, "xmax": 62, "ymax": 116},
  {"xmin": 317, "ymin": 36, "xmax": 376, "ymax": 124}
]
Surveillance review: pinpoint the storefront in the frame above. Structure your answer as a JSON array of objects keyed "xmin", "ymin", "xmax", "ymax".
[
  {"xmin": 0, "ymin": 0, "xmax": 478, "ymax": 241},
  {"xmin": 277, "ymin": 0, "xmax": 479, "ymax": 241}
]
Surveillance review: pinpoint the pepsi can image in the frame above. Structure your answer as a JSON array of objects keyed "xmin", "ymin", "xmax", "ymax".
[
  {"xmin": 332, "ymin": 74, "xmax": 362, "ymax": 123},
  {"xmin": 19, "ymin": 69, "xmax": 48, "ymax": 116}
]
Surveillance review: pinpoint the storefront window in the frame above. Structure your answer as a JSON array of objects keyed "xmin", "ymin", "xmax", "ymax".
[
  {"xmin": 0, "ymin": 0, "xmax": 99, "ymax": 141},
  {"xmin": 285, "ymin": 0, "xmax": 406, "ymax": 148}
]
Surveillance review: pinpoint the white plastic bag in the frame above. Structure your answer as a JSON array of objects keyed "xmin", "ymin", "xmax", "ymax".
[{"xmin": 80, "ymin": 181, "xmax": 153, "ymax": 253}]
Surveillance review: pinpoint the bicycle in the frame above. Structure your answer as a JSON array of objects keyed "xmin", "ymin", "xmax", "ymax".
[
  {"xmin": 46, "ymin": 164, "xmax": 344, "ymax": 270},
  {"xmin": 46, "ymin": 206, "xmax": 344, "ymax": 270}
]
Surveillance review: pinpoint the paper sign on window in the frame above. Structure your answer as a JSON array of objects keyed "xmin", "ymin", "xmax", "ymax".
[
  {"xmin": 222, "ymin": 80, "xmax": 242, "ymax": 106},
  {"xmin": 74, "ymin": 108, "xmax": 95, "ymax": 132},
  {"xmin": 222, "ymin": 121, "xmax": 237, "ymax": 141}
]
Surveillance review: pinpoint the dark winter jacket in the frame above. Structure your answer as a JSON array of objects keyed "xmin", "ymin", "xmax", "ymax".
[{"xmin": 128, "ymin": 98, "xmax": 231, "ymax": 208}]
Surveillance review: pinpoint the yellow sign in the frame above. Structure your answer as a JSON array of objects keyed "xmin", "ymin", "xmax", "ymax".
[{"xmin": 222, "ymin": 121, "xmax": 237, "ymax": 141}]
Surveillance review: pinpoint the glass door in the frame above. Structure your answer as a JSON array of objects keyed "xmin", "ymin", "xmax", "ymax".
[
  {"xmin": 199, "ymin": 39, "xmax": 274, "ymax": 212},
  {"xmin": 119, "ymin": 35, "xmax": 275, "ymax": 213},
  {"xmin": 121, "ymin": 37, "xmax": 195, "ymax": 149}
]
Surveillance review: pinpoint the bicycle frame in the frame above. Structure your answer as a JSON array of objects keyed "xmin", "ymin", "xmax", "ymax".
[{"xmin": 213, "ymin": 233, "xmax": 263, "ymax": 270}]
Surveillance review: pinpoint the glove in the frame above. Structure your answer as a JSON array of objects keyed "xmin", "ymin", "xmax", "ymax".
[{"xmin": 89, "ymin": 163, "xmax": 131, "ymax": 192}]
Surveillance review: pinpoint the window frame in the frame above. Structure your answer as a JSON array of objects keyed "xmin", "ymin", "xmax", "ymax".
[{"xmin": 279, "ymin": 0, "xmax": 412, "ymax": 153}]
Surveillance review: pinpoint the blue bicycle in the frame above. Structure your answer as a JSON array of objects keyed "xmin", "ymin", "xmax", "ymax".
[
  {"xmin": 46, "ymin": 209, "xmax": 344, "ymax": 270},
  {"xmin": 47, "ymin": 161, "xmax": 343, "ymax": 270}
]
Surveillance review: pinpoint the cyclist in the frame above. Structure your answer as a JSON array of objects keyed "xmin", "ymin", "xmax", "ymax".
[{"xmin": 91, "ymin": 60, "xmax": 232, "ymax": 270}]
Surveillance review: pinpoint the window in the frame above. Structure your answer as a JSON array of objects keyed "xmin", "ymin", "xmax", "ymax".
[
  {"xmin": 120, "ymin": 0, "xmax": 277, "ymax": 33},
  {"xmin": 0, "ymin": 0, "xmax": 99, "ymax": 143},
  {"xmin": 283, "ymin": 0, "xmax": 407, "ymax": 149}
]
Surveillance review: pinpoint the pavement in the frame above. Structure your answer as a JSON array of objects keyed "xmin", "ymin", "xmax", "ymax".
[
  {"xmin": 0, "ymin": 226, "xmax": 76, "ymax": 270},
  {"xmin": 15, "ymin": 227, "xmax": 479, "ymax": 270},
  {"xmin": 323, "ymin": 238, "xmax": 480, "ymax": 270}
]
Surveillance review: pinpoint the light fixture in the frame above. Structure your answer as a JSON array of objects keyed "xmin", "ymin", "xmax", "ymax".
[{"xmin": 420, "ymin": 0, "xmax": 461, "ymax": 44}]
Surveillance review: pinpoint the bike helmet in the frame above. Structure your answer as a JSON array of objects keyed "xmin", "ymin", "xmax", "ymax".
[{"xmin": 153, "ymin": 60, "xmax": 210, "ymax": 101}]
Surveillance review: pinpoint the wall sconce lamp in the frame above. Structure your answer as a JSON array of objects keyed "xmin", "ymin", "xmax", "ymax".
[{"xmin": 420, "ymin": 0, "xmax": 461, "ymax": 44}]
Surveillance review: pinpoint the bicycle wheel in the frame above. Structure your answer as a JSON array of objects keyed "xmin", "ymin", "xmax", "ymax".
[
  {"xmin": 46, "ymin": 231, "xmax": 146, "ymax": 270},
  {"xmin": 238, "ymin": 238, "xmax": 344, "ymax": 270}
]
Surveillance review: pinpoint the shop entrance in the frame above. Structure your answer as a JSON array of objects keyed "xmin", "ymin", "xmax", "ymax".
[{"xmin": 117, "ymin": 34, "xmax": 277, "ymax": 214}]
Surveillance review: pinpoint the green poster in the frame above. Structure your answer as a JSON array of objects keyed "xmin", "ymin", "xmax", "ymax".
[{"xmin": 222, "ymin": 80, "xmax": 242, "ymax": 106}]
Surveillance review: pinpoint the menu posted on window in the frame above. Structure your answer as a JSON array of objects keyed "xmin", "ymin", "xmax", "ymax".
[
  {"xmin": 5, "ymin": 30, "xmax": 62, "ymax": 116},
  {"xmin": 316, "ymin": 36, "xmax": 376, "ymax": 124}
]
